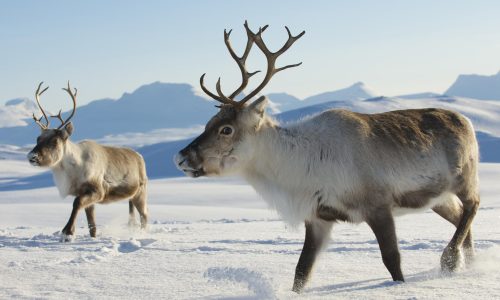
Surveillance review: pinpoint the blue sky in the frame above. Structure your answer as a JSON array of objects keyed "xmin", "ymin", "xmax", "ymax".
[{"xmin": 1, "ymin": 0, "xmax": 500, "ymax": 111}]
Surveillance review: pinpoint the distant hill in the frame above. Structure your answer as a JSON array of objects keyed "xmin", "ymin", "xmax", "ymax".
[
  {"xmin": 267, "ymin": 82, "xmax": 378, "ymax": 112},
  {"xmin": 0, "ymin": 81, "xmax": 380, "ymax": 146},
  {"xmin": 445, "ymin": 71, "xmax": 500, "ymax": 100},
  {"xmin": 277, "ymin": 95, "xmax": 500, "ymax": 137},
  {"xmin": 2, "ymin": 93, "xmax": 500, "ymax": 189},
  {"xmin": 396, "ymin": 92, "xmax": 442, "ymax": 99},
  {"xmin": 301, "ymin": 82, "xmax": 376, "ymax": 106},
  {"xmin": 266, "ymin": 93, "xmax": 301, "ymax": 112},
  {"xmin": 0, "ymin": 82, "xmax": 216, "ymax": 145},
  {"xmin": 0, "ymin": 98, "xmax": 39, "ymax": 128}
]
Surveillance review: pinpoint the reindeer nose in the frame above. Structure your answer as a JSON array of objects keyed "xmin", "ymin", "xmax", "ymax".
[
  {"xmin": 27, "ymin": 151, "xmax": 40, "ymax": 165},
  {"xmin": 178, "ymin": 158, "xmax": 186, "ymax": 167},
  {"xmin": 174, "ymin": 153, "xmax": 186, "ymax": 169},
  {"xmin": 27, "ymin": 152, "xmax": 37, "ymax": 160}
]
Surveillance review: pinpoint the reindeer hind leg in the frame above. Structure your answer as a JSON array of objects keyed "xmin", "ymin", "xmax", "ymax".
[
  {"xmin": 128, "ymin": 200, "xmax": 138, "ymax": 227},
  {"xmin": 432, "ymin": 195, "xmax": 474, "ymax": 266},
  {"xmin": 131, "ymin": 185, "xmax": 148, "ymax": 230},
  {"xmin": 440, "ymin": 188, "xmax": 479, "ymax": 272}
]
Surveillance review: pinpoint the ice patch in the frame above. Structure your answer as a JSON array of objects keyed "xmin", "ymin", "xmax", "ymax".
[{"xmin": 204, "ymin": 267, "xmax": 276, "ymax": 299}]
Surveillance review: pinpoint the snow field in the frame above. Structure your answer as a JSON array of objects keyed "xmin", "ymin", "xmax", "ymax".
[{"xmin": 0, "ymin": 163, "xmax": 499, "ymax": 299}]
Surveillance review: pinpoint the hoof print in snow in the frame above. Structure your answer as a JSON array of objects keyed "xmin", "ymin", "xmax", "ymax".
[{"xmin": 204, "ymin": 267, "xmax": 276, "ymax": 299}]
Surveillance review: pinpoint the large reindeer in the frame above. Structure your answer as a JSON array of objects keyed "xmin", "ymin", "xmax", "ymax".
[
  {"xmin": 28, "ymin": 82, "xmax": 148, "ymax": 242},
  {"xmin": 175, "ymin": 22, "xmax": 480, "ymax": 292}
]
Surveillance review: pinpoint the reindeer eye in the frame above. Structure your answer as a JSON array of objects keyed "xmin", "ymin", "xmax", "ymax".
[{"xmin": 220, "ymin": 126, "xmax": 233, "ymax": 135}]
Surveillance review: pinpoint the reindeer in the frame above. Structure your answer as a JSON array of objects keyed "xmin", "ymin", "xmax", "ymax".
[
  {"xmin": 27, "ymin": 82, "xmax": 148, "ymax": 242},
  {"xmin": 175, "ymin": 22, "xmax": 480, "ymax": 293}
]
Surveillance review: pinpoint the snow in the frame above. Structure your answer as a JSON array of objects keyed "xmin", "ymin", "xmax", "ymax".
[
  {"xmin": 1, "ymin": 159, "xmax": 499, "ymax": 299},
  {"xmin": 94, "ymin": 125, "xmax": 204, "ymax": 148}
]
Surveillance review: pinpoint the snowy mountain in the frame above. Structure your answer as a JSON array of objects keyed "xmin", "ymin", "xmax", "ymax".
[
  {"xmin": 278, "ymin": 95, "xmax": 500, "ymax": 136},
  {"xmin": 445, "ymin": 71, "xmax": 500, "ymax": 100},
  {"xmin": 2, "ymin": 94, "xmax": 500, "ymax": 187},
  {"xmin": 0, "ymin": 82, "xmax": 216, "ymax": 145},
  {"xmin": 0, "ymin": 98, "xmax": 39, "ymax": 128},
  {"xmin": 301, "ymin": 82, "xmax": 377, "ymax": 106},
  {"xmin": 150, "ymin": 95, "xmax": 500, "ymax": 179},
  {"xmin": 0, "ymin": 81, "xmax": 378, "ymax": 146},
  {"xmin": 396, "ymin": 92, "xmax": 442, "ymax": 99},
  {"xmin": 267, "ymin": 82, "xmax": 378, "ymax": 112},
  {"xmin": 266, "ymin": 92, "xmax": 302, "ymax": 112}
]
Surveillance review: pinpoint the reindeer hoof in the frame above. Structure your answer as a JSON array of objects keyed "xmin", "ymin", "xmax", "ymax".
[
  {"xmin": 128, "ymin": 220, "xmax": 139, "ymax": 228},
  {"xmin": 292, "ymin": 280, "xmax": 305, "ymax": 294},
  {"xmin": 60, "ymin": 233, "xmax": 75, "ymax": 242},
  {"xmin": 440, "ymin": 246, "xmax": 463, "ymax": 272},
  {"xmin": 89, "ymin": 226, "xmax": 97, "ymax": 238}
]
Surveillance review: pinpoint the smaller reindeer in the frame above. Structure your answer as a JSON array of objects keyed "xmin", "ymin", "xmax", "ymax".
[{"xmin": 27, "ymin": 82, "xmax": 148, "ymax": 241}]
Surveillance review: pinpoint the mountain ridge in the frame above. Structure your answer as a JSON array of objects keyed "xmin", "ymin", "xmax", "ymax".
[{"xmin": 445, "ymin": 71, "xmax": 500, "ymax": 100}]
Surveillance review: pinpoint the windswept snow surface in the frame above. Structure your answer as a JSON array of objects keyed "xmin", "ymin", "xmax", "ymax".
[{"xmin": 0, "ymin": 159, "xmax": 499, "ymax": 299}]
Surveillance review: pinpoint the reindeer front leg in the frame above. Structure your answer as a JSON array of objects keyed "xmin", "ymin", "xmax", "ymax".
[
  {"xmin": 293, "ymin": 219, "xmax": 333, "ymax": 293},
  {"xmin": 366, "ymin": 206, "xmax": 404, "ymax": 282},
  {"xmin": 61, "ymin": 184, "xmax": 102, "ymax": 242}
]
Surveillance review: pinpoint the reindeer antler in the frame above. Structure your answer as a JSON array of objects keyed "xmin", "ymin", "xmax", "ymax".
[
  {"xmin": 32, "ymin": 81, "xmax": 78, "ymax": 130},
  {"xmin": 200, "ymin": 21, "xmax": 305, "ymax": 109},
  {"xmin": 51, "ymin": 81, "xmax": 77, "ymax": 129},
  {"xmin": 32, "ymin": 82, "xmax": 50, "ymax": 129}
]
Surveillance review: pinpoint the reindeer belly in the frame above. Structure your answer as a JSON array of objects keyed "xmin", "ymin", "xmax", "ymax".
[
  {"xmin": 392, "ymin": 191, "xmax": 453, "ymax": 217},
  {"xmin": 101, "ymin": 183, "xmax": 139, "ymax": 203}
]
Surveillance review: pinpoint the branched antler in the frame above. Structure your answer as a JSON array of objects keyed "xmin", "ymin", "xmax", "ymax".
[
  {"xmin": 32, "ymin": 81, "xmax": 78, "ymax": 130},
  {"xmin": 56, "ymin": 81, "xmax": 78, "ymax": 129},
  {"xmin": 32, "ymin": 82, "xmax": 50, "ymax": 129},
  {"xmin": 239, "ymin": 25, "xmax": 305, "ymax": 106},
  {"xmin": 50, "ymin": 109, "xmax": 64, "ymax": 127},
  {"xmin": 200, "ymin": 21, "xmax": 304, "ymax": 108}
]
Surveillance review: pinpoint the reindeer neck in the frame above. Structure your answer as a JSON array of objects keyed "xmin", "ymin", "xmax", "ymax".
[
  {"xmin": 244, "ymin": 120, "xmax": 308, "ymax": 182},
  {"xmin": 51, "ymin": 139, "xmax": 80, "ymax": 171}
]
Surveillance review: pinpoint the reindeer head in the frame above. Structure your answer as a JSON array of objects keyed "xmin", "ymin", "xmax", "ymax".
[
  {"xmin": 27, "ymin": 82, "xmax": 77, "ymax": 167},
  {"xmin": 175, "ymin": 21, "xmax": 304, "ymax": 177}
]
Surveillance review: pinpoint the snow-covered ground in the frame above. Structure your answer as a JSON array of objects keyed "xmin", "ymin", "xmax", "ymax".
[
  {"xmin": 94, "ymin": 125, "xmax": 204, "ymax": 148},
  {"xmin": 1, "ymin": 159, "xmax": 499, "ymax": 299}
]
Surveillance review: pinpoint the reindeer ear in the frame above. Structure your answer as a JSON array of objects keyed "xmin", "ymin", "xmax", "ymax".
[
  {"xmin": 61, "ymin": 122, "xmax": 74, "ymax": 139},
  {"xmin": 248, "ymin": 96, "xmax": 268, "ymax": 116}
]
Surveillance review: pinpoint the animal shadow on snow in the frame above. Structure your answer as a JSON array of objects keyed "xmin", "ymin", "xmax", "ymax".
[
  {"xmin": 307, "ymin": 268, "xmax": 446, "ymax": 295},
  {"xmin": 0, "ymin": 171, "xmax": 53, "ymax": 191}
]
